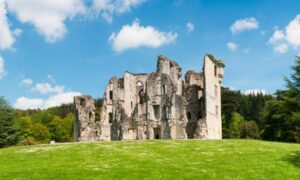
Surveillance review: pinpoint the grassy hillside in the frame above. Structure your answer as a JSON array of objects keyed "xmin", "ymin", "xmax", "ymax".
[{"xmin": 0, "ymin": 140, "xmax": 299, "ymax": 179}]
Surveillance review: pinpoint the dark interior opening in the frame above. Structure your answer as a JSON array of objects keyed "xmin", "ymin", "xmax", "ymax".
[
  {"xmin": 89, "ymin": 111, "xmax": 93, "ymax": 119},
  {"xmin": 153, "ymin": 105, "xmax": 160, "ymax": 119},
  {"xmin": 109, "ymin": 112, "xmax": 113, "ymax": 123},
  {"xmin": 139, "ymin": 90, "xmax": 144, "ymax": 104},
  {"xmin": 197, "ymin": 111, "xmax": 202, "ymax": 119},
  {"xmin": 154, "ymin": 128, "xmax": 161, "ymax": 139},
  {"xmin": 80, "ymin": 98, "xmax": 86, "ymax": 106},
  {"xmin": 187, "ymin": 112, "xmax": 192, "ymax": 120},
  {"xmin": 109, "ymin": 91, "xmax": 113, "ymax": 100}
]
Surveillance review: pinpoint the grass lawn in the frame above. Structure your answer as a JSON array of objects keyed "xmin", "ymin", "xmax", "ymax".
[{"xmin": 0, "ymin": 140, "xmax": 299, "ymax": 179}]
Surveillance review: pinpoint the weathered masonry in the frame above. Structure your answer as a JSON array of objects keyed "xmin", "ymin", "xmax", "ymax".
[{"xmin": 74, "ymin": 54, "xmax": 225, "ymax": 141}]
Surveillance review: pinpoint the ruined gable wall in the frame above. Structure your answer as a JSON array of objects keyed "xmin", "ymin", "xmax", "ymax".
[{"xmin": 199, "ymin": 55, "xmax": 224, "ymax": 139}]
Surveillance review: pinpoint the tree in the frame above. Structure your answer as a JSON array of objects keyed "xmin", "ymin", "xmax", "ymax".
[
  {"xmin": 0, "ymin": 97, "xmax": 18, "ymax": 148},
  {"xmin": 48, "ymin": 114, "xmax": 74, "ymax": 142},
  {"xmin": 263, "ymin": 56, "xmax": 300, "ymax": 142},
  {"xmin": 228, "ymin": 112, "xmax": 244, "ymax": 138},
  {"xmin": 14, "ymin": 116, "xmax": 33, "ymax": 140},
  {"xmin": 31, "ymin": 123, "xmax": 50, "ymax": 142}
]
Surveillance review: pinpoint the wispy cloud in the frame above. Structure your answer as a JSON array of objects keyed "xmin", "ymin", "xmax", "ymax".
[
  {"xmin": 92, "ymin": 0, "xmax": 146, "ymax": 23},
  {"xmin": 227, "ymin": 42, "xmax": 237, "ymax": 51},
  {"xmin": 19, "ymin": 78, "xmax": 33, "ymax": 86},
  {"xmin": 230, "ymin": 17, "xmax": 259, "ymax": 34},
  {"xmin": 186, "ymin": 22, "xmax": 194, "ymax": 33},
  {"xmin": 15, "ymin": 75, "xmax": 81, "ymax": 109},
  {"xmin": 32, "ymin": 83, "xmax": 64, "ymax": 94}
]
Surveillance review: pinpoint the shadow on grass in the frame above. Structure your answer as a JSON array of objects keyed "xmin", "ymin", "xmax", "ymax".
[{"xmin": 283, "ymin": 151, "xmax": 300, "ymax": 168}]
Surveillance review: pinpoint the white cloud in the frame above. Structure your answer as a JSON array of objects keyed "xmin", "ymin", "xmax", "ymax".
[
  {"xmin": 274, "ymin": 43, "xmax": 288, "ymax": 54},
  {"xmin": 285, "ymin": 15, "xmax": 300, "ymax": 47},
  {"xmin": 227, "ymin": 42, "xmax": 237, "ymax": 51},
  {"xmin": 0, "ymin": 0, "xmax": 15, "ymax": 50},
  {"xmin": 6, "ymin": 0, "xmax": 86, "ymax": 43},
  {"xmin": 109, "ymin": 20, "xmax": 177, "ymax": 52},
  {"xmin": 14, "ymin": 97, "xmax": 44, "ymax": 109},
  {"xmin": 244, "ymin": 89, "xmax": 267, "ymax": 95},
  {"xmin": 186, "ymin": 22, "xmax": 194, "ymax": 33},
  {"xmin": 16, "ymin": 75, "xmax": 81, "ymax": 109},
  {"xmin": 230, "ymin": 17, "xmax": 259, "ymax": 34},
  {"xmin": 268, "ymin": 15, "xmax": 300, "ymax": 54},
  {"xmin": 44, "ymin": 92, "xmax": 81, "ymax": 108},
  {"xmin": 268, "ymin": 30, "xmax": 285, "ymax": 44},
  {"xmin": 92, "ymin": 0, "xmax": 145, "ymax": 23},
  {"xmin": 14, "ymin": 91, "xmax": 81, "ymax": 109},
  {"xmin": 32, "ymin": 83, "xmax": 64, "ymax": 94},
  {"xmin": 0, "ymin": 56, "xmax": 5, "ymax": 79},
  {"xmin": 20, "ymin": 78, "xmax": 33, "ymax": 86}
]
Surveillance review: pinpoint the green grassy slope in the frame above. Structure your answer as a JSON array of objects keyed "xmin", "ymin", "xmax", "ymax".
[{"xmin": 0, "ymin": 140, "xmax": 299, "ymax": 179}]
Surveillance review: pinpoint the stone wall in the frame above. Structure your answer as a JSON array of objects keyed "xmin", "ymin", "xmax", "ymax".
[{"xmin": 74, "ymin": 96, "xmax": 101, "ymax": 142}]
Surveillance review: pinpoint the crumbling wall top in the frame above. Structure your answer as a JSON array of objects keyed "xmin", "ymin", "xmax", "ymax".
[
  {"xmin": 206, "ymin": 54, "xmax": 225, "ymax": 67},
  {"xmin": 157, "ymin": 55, "xmax": 182, "ymax": 73}
]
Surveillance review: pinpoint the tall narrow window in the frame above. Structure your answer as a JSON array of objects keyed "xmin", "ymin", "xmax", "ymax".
[
  {"xmin": 162, "ymin": 84, "xmax": 167, "ymax": 95},
  {"xmin": 109, "ymin": 91, "xmax": 113, "ymax": 100},
  {"xmin": 214, "ymin": 65, "xmax": 217, "ymax": 77},
  {"xmin": 215, "ymin": 85, "xmax": 218, "ymax": 96},
  {"xmin": 215, "ymin": 105, "xmax": 218, "ymax": 116},
  {"xmin": 109, "ymin": 113, "xmax": 113, "ymax": 123},
  {"xmin": 153, "ymin": 105, "xmax": 160, "ymax": 119}
]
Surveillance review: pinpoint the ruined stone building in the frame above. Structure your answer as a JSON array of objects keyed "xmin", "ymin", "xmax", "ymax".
[{"xmin": 74, "ymin": 54, "xmax": 224, "ymax": 141}]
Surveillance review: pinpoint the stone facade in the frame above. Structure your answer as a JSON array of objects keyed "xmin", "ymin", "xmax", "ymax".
[{"xmin": 74, "ymin": 54, "xmax": 224, "ymax": 141}]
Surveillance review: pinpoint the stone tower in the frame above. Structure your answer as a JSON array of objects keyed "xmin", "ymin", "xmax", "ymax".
[{"xmin": 195, "ymin": 55, "xmax": 224, "ymax": 139}]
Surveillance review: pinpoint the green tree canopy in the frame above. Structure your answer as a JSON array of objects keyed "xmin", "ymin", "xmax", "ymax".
[{"xmin": 0, "ymin": 97, "xmax": 18, "ymax": 147}]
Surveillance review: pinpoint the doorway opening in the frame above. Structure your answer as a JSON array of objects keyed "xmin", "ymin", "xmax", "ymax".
[{"xmin": 154, "ymin": 128, "xmax": 161, "ymax": 139}]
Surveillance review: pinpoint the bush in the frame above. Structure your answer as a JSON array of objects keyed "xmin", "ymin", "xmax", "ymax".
[
  {"xmin": 19, "ymin": 139, "xmax": 37, "ymax": 146},
  {"xmin": 240, "ymin": 120, "xmax": 260, "ymax": 139}
]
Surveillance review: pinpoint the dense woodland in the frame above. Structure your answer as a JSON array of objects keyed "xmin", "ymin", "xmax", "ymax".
[{"xmin": 0, "ymin": 57, "xmax": 299, "ymax": 147}]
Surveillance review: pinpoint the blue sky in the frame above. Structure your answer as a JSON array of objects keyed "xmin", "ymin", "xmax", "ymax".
[{"xmin": 0, "ymin": 0, "xmax": 300, "ymax": 109}]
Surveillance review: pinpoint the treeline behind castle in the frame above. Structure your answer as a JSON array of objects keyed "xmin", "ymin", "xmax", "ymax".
[{"xmin": 1, "ymin": 57, "xmax": 300, "ymax": 147}]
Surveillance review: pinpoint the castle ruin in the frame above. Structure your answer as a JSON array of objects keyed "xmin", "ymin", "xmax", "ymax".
[{"xmin": 73, "ymin": 54, "xmax": 224, "ymax": 141}]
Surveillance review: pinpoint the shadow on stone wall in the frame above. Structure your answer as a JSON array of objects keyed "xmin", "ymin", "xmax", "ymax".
[{"xmin": 283, "ymin": 151, "xmax": 300, "ymax": 168}]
